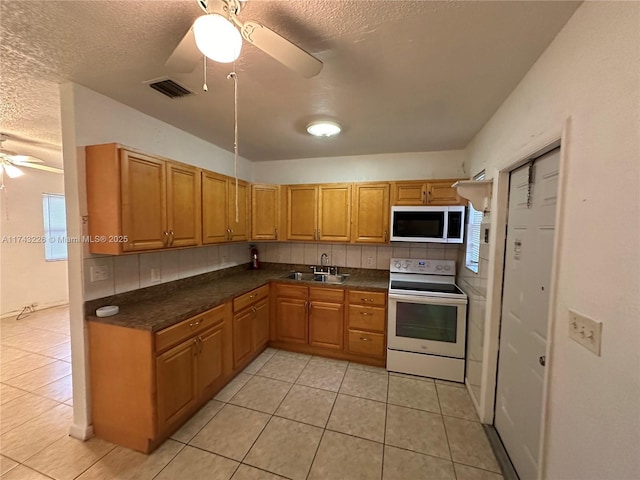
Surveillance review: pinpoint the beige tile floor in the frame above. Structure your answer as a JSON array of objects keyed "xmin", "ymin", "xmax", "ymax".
[{"xmin": 0, "ymin": 306, "xmax": 504, "ymax": 480}]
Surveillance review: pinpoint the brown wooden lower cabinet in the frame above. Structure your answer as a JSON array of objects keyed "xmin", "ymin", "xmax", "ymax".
[
  {"xmin": 88, "ymin": 302, "xmax": 233, "ymax": 453},
  {"xmin": 88, "ymin": 282, "xmax": 386, "ymax": 453},
  {"xmin": 309, "ymin": 300, "xmax": 344, "ymax": 349},
  {"xmin": 232, "ymin": 286, "xmax": 271, "ymax": 370},
  {"xmin": 274, "ymin": 283, "xmax": 385, "ymax": 364}
]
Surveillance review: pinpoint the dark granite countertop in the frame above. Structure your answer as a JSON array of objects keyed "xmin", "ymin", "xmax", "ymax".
[{"xmin": 86, "ymin": 264, "xmax": 389, "ymax": 332}]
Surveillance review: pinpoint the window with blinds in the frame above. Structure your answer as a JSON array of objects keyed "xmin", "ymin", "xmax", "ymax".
[
  {"xmin": 465, "ymin": 171, "xmax": 485, "ymax": 273},
  {"xmin": 43, "ymin": 193, "xmax": 67, "ymax": 261}
]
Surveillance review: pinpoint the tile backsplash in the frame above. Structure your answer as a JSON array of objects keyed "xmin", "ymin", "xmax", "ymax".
[
  {"xmin": 83, "ymin": 242, "xmax": 251, "ymax": 301},
  {"xmin": 258, "ymin": 242, "xmax": 460, "ymax": 271},
  {"xmin": 83, "ymin": 241, "xmax": 461, "ymax": 301}
]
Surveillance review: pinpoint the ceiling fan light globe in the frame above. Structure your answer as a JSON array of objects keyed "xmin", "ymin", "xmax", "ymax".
[
  {"xmin": 3, "ymin": 163, "xmax": 24, "ymax": 178},
  {"xmin": 193, "ymin": 14, "xmax": 242, "ymax": 63}
]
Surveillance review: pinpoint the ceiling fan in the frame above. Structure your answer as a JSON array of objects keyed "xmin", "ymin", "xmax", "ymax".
[
  {"xmin": 0, "ymin": 134, "xmax": 63, "ymax": 178},
  {"xmin": 166, "ymin": 0, "xmax": 323, "ymax": 78}
]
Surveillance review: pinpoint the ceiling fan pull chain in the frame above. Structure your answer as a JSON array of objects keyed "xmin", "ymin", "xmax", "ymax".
[
  {"xmin": 227, "ymin": 70, "xmax": 239, "ymax": 223},
  {"xmin": 203, "ymin": 55, "xmax": 208, "ymax": 92}
]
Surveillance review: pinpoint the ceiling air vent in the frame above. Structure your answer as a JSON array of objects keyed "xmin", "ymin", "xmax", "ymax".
[{"xmin": 148, "ymin": 79, "xmax": 194, "ymax": 99}]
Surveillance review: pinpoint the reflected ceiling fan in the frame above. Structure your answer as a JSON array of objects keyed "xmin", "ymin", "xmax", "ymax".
[
  {"xmin": 0, "ymin": 134, "xmax": 63, "ymax": 179},
  {"xmin": 166, "ymin": 0, "xmax": 323, "ymax": 78}
]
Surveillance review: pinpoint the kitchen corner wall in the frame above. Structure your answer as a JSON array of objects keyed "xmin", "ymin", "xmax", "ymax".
[
  {"xmin": 258, "ymin": 242, "xmax": 460, "ymax": 270},
  {"xmin": 457, "ymin": 212, "xmax": 491, "ymax": 407},
  {"xmin": 83, "ymin": 243, "xmax": 250, "ymax": 301}
]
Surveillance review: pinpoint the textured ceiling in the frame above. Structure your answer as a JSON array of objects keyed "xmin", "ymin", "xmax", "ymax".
[{"xmin": 0, "ymin": 0, "xmax": 581, "ymax": 162}]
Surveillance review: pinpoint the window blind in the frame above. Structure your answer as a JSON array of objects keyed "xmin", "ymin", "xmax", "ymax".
[
  {"xmin": 43, "ymin": 193, "xmax": 67, "ymax": 261},
  {"xmin": 465, "ymin": 171, "xmax": 485, "ymax": 273}
]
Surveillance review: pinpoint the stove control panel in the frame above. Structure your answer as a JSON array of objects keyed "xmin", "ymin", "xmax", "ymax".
[{"xmin": 390, "ymin": 258, "xmax": 456, "ymax": 275}]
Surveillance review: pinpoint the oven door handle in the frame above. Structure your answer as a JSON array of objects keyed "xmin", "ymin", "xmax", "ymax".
[{"xmin": 388, "ymin": 293, "xmax": 468, "ymax": 305}]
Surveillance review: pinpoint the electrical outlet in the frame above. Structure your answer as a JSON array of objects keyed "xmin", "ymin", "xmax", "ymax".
[
  {"xmin": 276, "ymin": 252, "xmax": 283, "ymax": 262},
  {"xmin": 569, "ymin": 309, "xmax": 602, "ymax": 356},
  {"xmin": 150, "ymin": 268, "xmax": 161, "ymax": 283},
  {"xmin": 90, "ymin": 265, "xmax": 109, "ymax": 282},
  {"xmin": 221, "ymin": 255, "xmax": 228, "ymax": 265},
  {"xmin": 366, "ymin": 257, "xmax": 374, "ymax": 267}
]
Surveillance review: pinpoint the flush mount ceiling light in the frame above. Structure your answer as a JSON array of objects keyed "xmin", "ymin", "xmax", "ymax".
[
  {"xmin": 193, "ymin": 14, "xmax": 243, "ymax": 63},
  {"xmin": 306, "ymin": 121, "xmax": 342, "ymax": 137}
]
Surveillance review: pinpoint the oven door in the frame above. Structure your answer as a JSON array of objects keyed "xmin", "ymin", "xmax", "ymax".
[{"xmin": 387, "ymin": 293, "xmax": 467, "ymax": 358}]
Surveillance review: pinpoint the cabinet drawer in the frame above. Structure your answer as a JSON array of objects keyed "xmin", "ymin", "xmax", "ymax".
[
  {"xmin": 309, "ymin": 287, "xmax": 344, "ymax": 303},
  {"xmin": 348, "ymin": 305, "xmax": 386, "ymax": 332},
  {"xmin": 348, "ymin": 290, "xmax": 387, "ymax": 307},
  {"xmin": 276, "ymin": 283, "xmax": 308, "ymax": 299},
  {"xmin": 233, "ymin": 285, "xmax": 269, "ymax": 312},
  {"xmin": 348, "ymin": 330, "xmax": 385, "ymax": 358},
  {"xmin": 155, "ymin": 303, "xmax": 226, "ymax": 353}
]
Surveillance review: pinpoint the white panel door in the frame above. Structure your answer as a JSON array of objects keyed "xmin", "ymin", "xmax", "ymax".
[{"xmin": 495, "ymin": 148, "xmax": 560, "ymax": 480}]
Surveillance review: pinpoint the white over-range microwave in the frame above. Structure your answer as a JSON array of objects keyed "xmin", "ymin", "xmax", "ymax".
[{"xmin": 390, "ymin": 206, "xmax": 465, "ymax": 243}]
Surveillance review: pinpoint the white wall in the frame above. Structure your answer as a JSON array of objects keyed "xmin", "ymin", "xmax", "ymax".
[
  {"xmin": 72, "ymin": 83, "xmax": 252, "ymax": 180},
  {"xmin": 0, "ymin": 142, "xmax": 68, "ymax": 317},
  {"xmin": 253, "ymin": 150, "xmax": 466, "ymax": 184},
  {"xmin": 465, "ymin": 2, "xmax": 639, "ymax": 479}
]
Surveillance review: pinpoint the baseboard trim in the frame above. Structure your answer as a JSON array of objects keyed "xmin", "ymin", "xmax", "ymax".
[
  {"xmin": 69, "ymin": 423, "xmax": 94, "ymax": 441},
  {"xmin": 1, "ymin": 301, "xmax": 69, "ymax": 319},
  {"xmin": 483, "ymin": 424, "xmax": 520, "ymax": 480}
]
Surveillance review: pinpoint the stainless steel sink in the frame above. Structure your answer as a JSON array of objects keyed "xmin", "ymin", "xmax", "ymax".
[{"xmin": 286, "ymin": 272, "xmax": 349, "ymax": 284}]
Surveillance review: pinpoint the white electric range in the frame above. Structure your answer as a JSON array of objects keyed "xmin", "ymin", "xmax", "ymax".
[{"xmin": 387, "ymin": 258, "xmax": 468, "ymax": 382}]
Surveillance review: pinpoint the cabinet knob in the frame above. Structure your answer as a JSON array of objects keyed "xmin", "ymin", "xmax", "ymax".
[
  {"xmin": 360, "ymin": 312, "xmax": 372, "ymax": 316},
  {"xmin": 360, "ymin": 337, "xmax": 371, "ymax": 342},
  {"xmin": 274, "ymin": 227, "xmax": 278, "ymax": 240},
  {"xmin": 361, "ymin": 298, "xmax": 374, "ymax": 303},
  {"xmin": 168, "ymin": 230, "xmax": 175, "ymax": 246}
]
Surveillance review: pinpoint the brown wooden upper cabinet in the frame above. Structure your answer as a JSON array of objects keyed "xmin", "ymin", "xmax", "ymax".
[
  {"xmin": 391, "ymin": 179, "xmax": 465, "ymax": 206},
  {"xmin": 251, "ymin": 184, "xmax": 281, "ymax": 241},
  {"xmin": 286, "ymin": 184, "xmax": 351, "ymax": 242},
  {"xmin": 202, "ymin": 171, "xmax": 250, "ymax": 243},
  {"xmin": 85, "ymin": 144, "xmax": 200, "ymax": 254},
  {"xmin": 351, "ymin": 183, "xmax": 390, "ymax": 244}
]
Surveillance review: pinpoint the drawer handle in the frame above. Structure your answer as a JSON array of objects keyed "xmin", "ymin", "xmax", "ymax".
[
  {"xmin": 361, "ymin": 298, "xmax": 374, "ymax": 303},
  {"xmin": 360, "ymin": 312, "xmax": 372, "ymax": 316},
  {"xmin": 189, "ymin": 320, "xmax": 201, "ymax": 328},
  {"xmin": 359, "ymin": 337, "xmax": 371, "ymax": 342},
  {"xmin": 249, "ymin": 294, "xmax": 256, "ymax": 299}
]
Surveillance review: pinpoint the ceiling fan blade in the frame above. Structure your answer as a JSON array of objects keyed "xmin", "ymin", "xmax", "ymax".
[
  {"xmin": 165, "ymin": 26, "xmax": 201, "ymax": 73},
  {"xmin": 9, "ymin": 155, "xmax": 43, "ymax": 163},
  {"xmin": 17, "ymin": 163, "xmax": 63, "ymax": 174},
  {"xmin": 239, "ymin": 21, "xmax": 322, "ymax": 78}
]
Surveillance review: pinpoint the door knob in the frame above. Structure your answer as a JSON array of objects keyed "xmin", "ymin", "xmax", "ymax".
[{"xmin": 539, "ymin": 355, "xmax": 546, "ymax": 366}]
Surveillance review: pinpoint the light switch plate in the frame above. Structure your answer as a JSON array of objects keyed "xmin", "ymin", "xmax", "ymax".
[
  {"xmin": 90, "ymin": 265, "xmax": 109, "ymax": 283},
  {"xmin": 569, "ymin": 310, "xmax": 602, "ymax": 356}
]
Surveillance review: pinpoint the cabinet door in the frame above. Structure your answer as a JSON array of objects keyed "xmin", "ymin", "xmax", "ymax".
[
  {"xmin": 121, "ymin": 150, "xmax": 167, "ymax": 251},
  {"xmin": 426, "ymin": 181, "xmax": 462, "ymax": 205},
  {"xmin": 156, "ymin": 338, "xmax": 197, "ymax": 431},
  {"xmin": 167, "ymin": 162, "xmax": 201, "ymax": 248},
  {"xmin": 286, "ymin": 185, "xmax": 317, "ymax": 241},
  {"xmin": 228, "ymin": 179, "xmax": 250, "ymax": 241},
  {"xmin": 309, "ymin": 301, "xmax": 344, "ymax": 350},
  {"xmin": 392, "ymin": 181, "xmax": 426, "ymax": 206},
  {"xmin": 196, "ymin": 324, "xmax": 224, "ymax": 399},
  {"xmin": 233, "ymin": 308, "xmax": 254, "ymax": 369},
  {"xmin": 276, "ymin": 297, "xmax": 308, "ymax": 343},
  {"xmin": 252, "ymin": 184, "xmax": 280, "ymax": 240},
  {"xmin": 202, "ymin": 171, "xmax": 229, "ymax": 244},
  {"xmin": 252, "ymin": 298, "xmax": 270, "ymax": 351},
  {"xmin": 352, "ymin": 183, "xmax": 390, "ymax": 243},
  {"xmin": 318, "ymin": 184, "xmax": 352, "ymax": 242}
]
